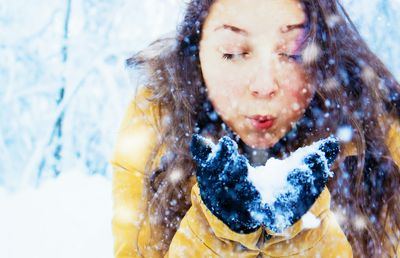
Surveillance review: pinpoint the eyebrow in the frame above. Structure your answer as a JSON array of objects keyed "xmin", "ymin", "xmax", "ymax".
[
  {"xmin": 214, "ymin": 24, "xmax": 249, "ymax": 36},
  {"xmin": 281, "ymin": 23, "xmax": 306, "ymax": 33},
  {"xmin": 214, "ymin": 23, "xmax": 306, "ymax": 36}
]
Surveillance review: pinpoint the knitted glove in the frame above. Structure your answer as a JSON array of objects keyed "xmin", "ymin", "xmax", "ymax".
[
  {"xmin": 190, "ymin": 134, "xmax": 339, "ymax": 234},
  {"xmin": 258, "ymin": 137, "xmax": 339, "ymax": 232},
  {"xmin": 190, "ymin": 134, "xmax": 263, "ymax": 233}
]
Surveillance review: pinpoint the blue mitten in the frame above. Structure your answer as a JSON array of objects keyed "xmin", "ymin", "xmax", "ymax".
[
  {"xmin": 190, "ymin": 135, "xmax": 263, "ymax": 233},
  {"xmin": 190, "ymin": 134, "xmax": 339, "ymax": 234},
  {"xmin": 258, "ymin": 137, "xmax": 339, "ymax": 232}
]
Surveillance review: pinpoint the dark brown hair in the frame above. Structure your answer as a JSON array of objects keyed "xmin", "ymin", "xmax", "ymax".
[{"xmin": 127, "ymin": 0, "xmax": 400, "ymax": 256}]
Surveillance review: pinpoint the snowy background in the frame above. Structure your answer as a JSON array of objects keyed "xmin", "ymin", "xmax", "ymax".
[{"xmin": 0, "ymin": 0, "xmax": 399, "ymax": 257}]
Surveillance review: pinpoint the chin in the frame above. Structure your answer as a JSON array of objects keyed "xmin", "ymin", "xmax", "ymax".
[
  {"xmin": 242, "ymin": 135, "xmax": 278, "ymax": 149},
  {"xmin": 252, "ymin": 142, "xmax": 275, "ymax": 149}
]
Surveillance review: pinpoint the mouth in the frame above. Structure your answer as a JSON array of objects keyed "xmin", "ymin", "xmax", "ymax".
[
  {"xmin": 249, "ymin": 115, "xmax": 275, "ymax": 121},
  {"xmin": 246, "ymin": 115, "xmax": 276, "ymax": 130}
]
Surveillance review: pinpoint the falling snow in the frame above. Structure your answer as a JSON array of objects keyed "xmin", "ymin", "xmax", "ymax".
[
  {"xmin": 336, "ymin": 125, "xmax": 353, "ymax": 142},
  {"xmin": 0, "ymin": 0, "xmax": 399, "ymax": 257}
]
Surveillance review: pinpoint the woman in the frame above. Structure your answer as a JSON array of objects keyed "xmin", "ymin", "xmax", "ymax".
[{"xmin": 110, "ymin": 0, "xmax": 400, "ymax": 257}]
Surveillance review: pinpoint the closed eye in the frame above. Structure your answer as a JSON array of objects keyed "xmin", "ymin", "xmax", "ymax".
[
  {"xmin": 279, "ymin": 53, "xmax": 302, "ymax": 63},
  {"xmin": 222, "ymin": 52, "xmax": 249, "ymax": 61}
]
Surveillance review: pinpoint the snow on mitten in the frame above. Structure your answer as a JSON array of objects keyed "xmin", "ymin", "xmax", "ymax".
[
  {"xmin": 190, "ymin": 134, "xmax": 339, "ymax": 234},
  {"xmin": 248, "ymin": 136, "xmax": 339, "ymax": 233}
]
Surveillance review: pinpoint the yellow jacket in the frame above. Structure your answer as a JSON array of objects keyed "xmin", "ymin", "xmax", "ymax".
[{"xmin": 110, "ymin": 86, "xmax": 400, "ymax": 257}]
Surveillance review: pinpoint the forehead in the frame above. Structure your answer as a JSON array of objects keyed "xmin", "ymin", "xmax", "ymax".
[{"xmin": 202, "ymin": 0, "xmax": 306, "ymax": 38}]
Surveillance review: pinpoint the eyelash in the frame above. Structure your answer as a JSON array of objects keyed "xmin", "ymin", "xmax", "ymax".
[
  {"xmin": 278, "ymin": 53, "xmax": 303, "ymax": 63},
  {"xmin": 221, "ymin": 52, "xmax": 302, "ymax": 63},
  {"xmin": 222, "ymin": 53, "xmax": 249, "ymax": 61}
]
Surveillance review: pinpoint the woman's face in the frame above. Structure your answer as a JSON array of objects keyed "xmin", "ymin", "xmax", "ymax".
[{"xmin": 199, "ymin": 0, "xmax": 315, "ymax": 149}]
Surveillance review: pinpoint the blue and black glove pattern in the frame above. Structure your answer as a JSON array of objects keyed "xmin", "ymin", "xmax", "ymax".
[
  {"xmin": 189, "ymin": 134, "xmax": 339, "ymax": 234},
  {"xmin": 190, "ymin": 135, "xmax": 263, "ymax": 233},
  {"xmin": 263, "ymin": 140, "xmax": 338, "ymax": 232}
]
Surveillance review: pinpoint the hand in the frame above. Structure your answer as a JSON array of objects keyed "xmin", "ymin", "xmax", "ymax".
[
  {"xmin": 190, "ymin": 134, "xmax": 263, "ymax": 233},
  {"xmin": 190, "ymin": 134, "xmax": 339, "ymax": 234},
  {"xmin": 256, "ymin": 136, "xmax": 340, "ymax": 232}
]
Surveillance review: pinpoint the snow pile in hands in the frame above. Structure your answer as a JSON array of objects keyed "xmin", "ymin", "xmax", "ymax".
[{"xmin": 247, "ymin": 137, "xmax": 334, "ymax": 205}]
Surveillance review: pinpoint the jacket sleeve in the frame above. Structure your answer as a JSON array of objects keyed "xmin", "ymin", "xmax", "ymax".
[
  {"xmin": 110, "ymin": 86, "xmax": 164, "ymax": 258},
  {"xmin": 111, "ymin": 165, "xmax": 149, "ymax": 258},
  {"xmin": 382, "ymin": 117, "xmax": 400, "ymax": 257}
]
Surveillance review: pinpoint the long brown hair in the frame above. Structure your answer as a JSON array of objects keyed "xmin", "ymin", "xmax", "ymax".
[{"xmin": 127, "ymin": 0, "xmax": 400, "ymax": 256}]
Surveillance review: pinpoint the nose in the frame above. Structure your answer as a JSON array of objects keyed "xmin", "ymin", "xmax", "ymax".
[{"xmin": 248, "ymin": 56, "xmax": 279, "ymax": 98}]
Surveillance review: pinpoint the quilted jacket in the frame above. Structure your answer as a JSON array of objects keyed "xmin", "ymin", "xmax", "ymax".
[{"xmin": 110, "ymin": 86, "xmax": 400, "ymax": 257}]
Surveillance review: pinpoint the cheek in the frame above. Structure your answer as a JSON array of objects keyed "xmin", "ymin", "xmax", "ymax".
[
  {"xmin": 289, "ymin": 90, "xmax": 310, "ymax": 114},
  {"xmin": 204, "ymin": 66, "xmax": 248, "ymax": 95},
  {"xmin": 206, "ymin": 77, "xmax": 244, "ymax": 120},
  {"xmin": 280, "ymin": 72, "xmax": 313, "ymax": 112},
  {"xmin": 201, "ymin": 59, "xmax": 248, "ymax": 117}
]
